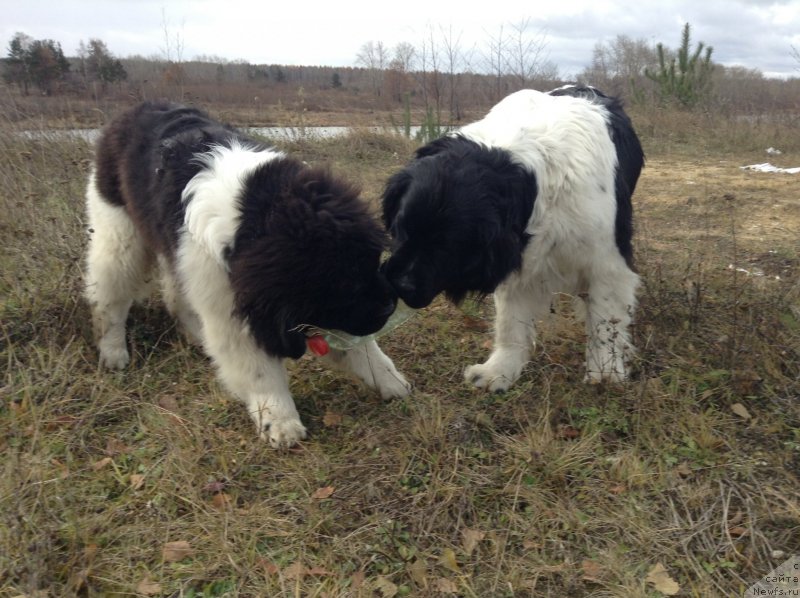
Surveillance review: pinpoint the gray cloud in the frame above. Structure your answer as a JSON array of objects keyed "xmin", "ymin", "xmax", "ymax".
[{"xmin": 3, "ymin": 0, "xmax": 798, "ymax": 78}]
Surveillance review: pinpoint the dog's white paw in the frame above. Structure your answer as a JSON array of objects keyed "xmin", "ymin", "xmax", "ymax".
[
  {"xmin": 377, "ymin": 370, "xmax": 412, "ymax": 400},
  {"xmin": 258, "ymin": 416, "xmax": 308, "ymax": 449},
  {"xmin": 583, "ymin": 369, "xmax": 626, "ymax": 385},
  {"xmin": 465, "ymin": 362, "xmax": 519, "ymax": 393},
  {"xmin": 98, "ymin": 341, "xmax": 130, "ymax": 369}
]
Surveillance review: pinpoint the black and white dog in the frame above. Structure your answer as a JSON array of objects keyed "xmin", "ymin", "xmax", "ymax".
[
  {"xmin": 85, "ymin": 101, "xmax": 409, "ymax": 447},
  {"xmin": 382, "ymin": 86, "xmax": 644, "ymax": 391}
]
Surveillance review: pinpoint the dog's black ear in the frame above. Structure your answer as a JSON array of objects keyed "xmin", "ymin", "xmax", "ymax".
[
  {"xmin": 245, "ymin": 303, "xmax": 308, "ymax": 360},
  {"xmin": 414, "ymin": 135, "xmax": 460, "ymax": 158},
  {"xmin": 276, "ymin": 326, "xmax": 308, "ymax": 360},
  {"xmin": 382, "ymin": 170, "xmax": 412, "ymax": 229},
  {"xmin": 483, "ymin": 226, "xmax": 525, "ymax": 286}
]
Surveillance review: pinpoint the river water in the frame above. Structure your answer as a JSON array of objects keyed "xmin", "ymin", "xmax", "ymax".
[{"xmin": 19, "ymin": 125, "xmax": 422, "ymax": 143}]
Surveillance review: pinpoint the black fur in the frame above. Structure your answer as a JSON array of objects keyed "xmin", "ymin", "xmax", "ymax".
[
  {"xmin": 381, "ymin": 87, "xmax": 644, "ymax": 310},
  {"xmin": 548, "ymin": 85, "xmax": 644, "ymax": 269},
  {"xmin": 381, "ymin": 135, "xmax": 537, "ymax": 308},
  {"xmin": 94, "ymin": 101, "xmax": 395, "ymax": 359},
  {"xmin": 94, "ymin": 102, "xmax": 237, "ymax": 257}
]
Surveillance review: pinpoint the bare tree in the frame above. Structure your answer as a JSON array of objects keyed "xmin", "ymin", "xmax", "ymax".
[
  {"xmin": 160, "ymin": 8, "xmax": 185, "ymax": 64},
  {"xmin": 393, "ymin": 42, "xmax": 416, "ymax": 72},
  {"xmin": 482, "ymin": 24, "xmax": 508, "ymax": 101},
  {"xmin": 504, "ymin": 18, "xmax": 549, "ymax": 89},
  {"xmin": 356, "ymin": 40, "xmax": 388, "ymax": 96},
  {"xmin": 417, "ymin": 24, "xmax": 443, "ymax": 120},
  {"xmin": 160, "ymin": 8, "xmax": 186, "ymax": 98},
  {"xmin": 582, "ymin": 35, "xmax": 658, "ymax": 95},
  {"xmin": 383, "ymin": 42, "xmax": 416, "ymax": 104},
  {"xmin": 439, "ymin": 25, "xmax": 474, "ymax": 121},
  {"xmin": 792, "ymin": 45, "xmax": 800, "ymax": 72}
]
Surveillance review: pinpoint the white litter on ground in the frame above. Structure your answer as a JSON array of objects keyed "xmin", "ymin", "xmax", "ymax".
[{"xmin": 740, "ymin": 162, "xmax": 800, "ymax": 174}]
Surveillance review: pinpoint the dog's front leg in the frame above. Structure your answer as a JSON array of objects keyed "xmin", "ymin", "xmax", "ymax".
[
  {"xmin": 320, "ymin": 340, "xmax": 411, "ymax": 399},
  {"xmin": 178, "ymin": 242, "xmax": 307, "ymax": 447},
  {"xmin": 245, "ymin": 383, "xmax": 308, "ymax": 448},
  {"xmin": 215, "ymin": 345, "xmax": 307, "ymax": 448},
  {"xmin": 198, "ymin": 313, "xmax": 307, "ymax": 448},
  {"xmin": 464, "ymin": 280, "xmax": 541, "ymax": 392}
]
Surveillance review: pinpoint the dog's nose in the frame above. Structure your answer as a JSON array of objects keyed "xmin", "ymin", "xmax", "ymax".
[{"xmin": 392, "ymin": 273, "xmax": 416, "ymax": 296}]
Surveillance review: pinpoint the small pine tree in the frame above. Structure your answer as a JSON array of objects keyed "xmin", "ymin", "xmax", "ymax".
[
  {"xmin": 4, "ymin": 33, "xmax": 32, "ymax": 94},
  {"xmin": 645, "ymin": 23, "xmax": 714, "ymax": 108},
  {"xmin": 27, "ymin": 38, "xmax": 70, "ymax": 95},
  {"xmin": 82, "ymin": 39, "xmax": 127, "ymax": 91}
]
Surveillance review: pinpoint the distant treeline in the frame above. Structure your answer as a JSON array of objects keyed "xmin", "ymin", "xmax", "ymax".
[{"xmin": 3, "ymin": 24, "xmax": 799, "ymax": 125}]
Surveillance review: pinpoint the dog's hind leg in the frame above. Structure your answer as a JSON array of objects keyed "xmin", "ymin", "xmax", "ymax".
[
  {"xmin": 583, "ymin": 256, "xmax": 639, "ymax": 383},
  {"xmin": 158, "ymin": 256, "xmax": 203, "ymax": 345},
  {"xmin": 321, "ymin": 340, "xmax": 411, "ymax": 399},
  {"xmin": 84, "ymin": 173, "xmax": 152, "ymax": 369}
]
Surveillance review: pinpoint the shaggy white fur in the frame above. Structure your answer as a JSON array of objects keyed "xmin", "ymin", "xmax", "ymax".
[
  {"xmin": 85, "ymin": 142, "xmax": 409, "ymax": 448},
  {"xmin": 457, "ymin": 90, "xmax": 640, "ymax": 390}
]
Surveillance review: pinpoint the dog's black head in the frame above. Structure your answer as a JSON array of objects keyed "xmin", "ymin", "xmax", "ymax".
[
  {"xmin": 381, "ymin": 136, "xmax": 537, "ymax": 309},
  {"xmin": 229, "ymin": 159, "xmax": 396, "ymax": 359}
]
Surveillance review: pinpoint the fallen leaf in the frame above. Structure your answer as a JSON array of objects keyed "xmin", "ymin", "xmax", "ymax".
[
  {"xmin": 211, "ymin": 492, "xmax": 232, "ymax": 510},
  {"xmin": 522, "ymin": 539, "xmax": 542, "ymax": 550},
  {"xmin": 259, "ymin": 559, "xmax": 280, "ymax": 575},
  {"xmin": 136, "ymin": 576, "xmax": 162, "ymax": 596},
  {"xmin": 461, "ymin": 528, "xmax": 485, "ymax": 557},
  {"xmin": 645, "ymin": 563, "xmax": 680, "ymax": 596},
  {"xmin": 408, "ymin": 558, "xmax": 427, "ymax": 585},
  {"xmin": 306, "ymin": 566, "xmax": 333, "ymax": 576},
  {"xmin": 83, "ymin": 543, "xmax": 98, "ymax": 565},
  {"xmin": 440, "ymin": 547, "xmax": 460, "ymax": 572},
  {"xmin": 105, "ymin": 437, "xmax": 129, "ymax": 456},
  {"xmin": 374, "ymin": 575, "xmax": 398, "ymax": 597},
  {"xmin": 434, "ymin": 578, "xmax": 458, "ymax": 593},
  {"xmin": 162, "ymin": 540, "xmax": 195, "ymax": 562},
  {"xmin": 733, "ymin": 370, "xmax": 762, "ymax": 395},
  {"xmin": 311, "ymin": 486, "xmax": 335, "ymax": 500},
  {"xmin": 129, "ymin": 474, "xmax": 145, "ymax": 490},
  {"xmin": 158, "ymin": 394, "xmax": 180, "ymax": 413},
  {"xmin": 581, "ymin": 559, "xmax": 603, "ymax": 581},
  {"xmin": 351, "ymin": 569, "xmax": 366, "ymax": 589},
  {"xmin": 558, "ymin": 425, "xmax": 581, "ymax": 440},
  {"xmin": 729, "ymin": 525, "xmax": 748, "ymax": 537},
  {"xmin": 462, "ymin": 314, "xmax": 489, "ymax": 332},
  {"xmin": 52, "ymin": 459, "xmax": 70, "ymax": 479},
  {"xmin": 283, "ymin": 561, "xmax": 306, "ymax": 580},
  {"xmin": 69, "ymin": 568, "xmax": 89, "ymax": 592},
  {"xmin": 322, "ymin": 411, "xmax": 343, "ymax": 427},
  {"xmin": 731, "ymin": 402, "xmax": 751, "ymax": 420},
  {"xmin": 92, "ymin": 457, "xmax": 113, "ymax": 471},
  {"xmin": 609, "ymin": 483, "xmax": 627, "ymax": 495}
]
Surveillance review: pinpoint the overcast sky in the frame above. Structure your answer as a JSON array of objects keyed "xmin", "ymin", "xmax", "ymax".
[{"xmin": 3, "ymin": 0, "xmax": 799, "ymax": 79}]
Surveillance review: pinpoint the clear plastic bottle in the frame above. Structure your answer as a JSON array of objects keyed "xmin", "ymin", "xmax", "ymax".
[{"xmin": 322, "ymin": 300, "xmax": 416, "ymax": 350}]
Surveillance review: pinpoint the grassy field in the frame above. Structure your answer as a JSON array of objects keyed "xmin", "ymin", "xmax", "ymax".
[{"xmin": 1, "ymin": 104, "xmax": 799, "ymax": 597}]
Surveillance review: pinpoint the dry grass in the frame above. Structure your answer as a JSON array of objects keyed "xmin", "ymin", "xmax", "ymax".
[{"xmin": 1, "ymin": 105, "xmax": 798, "ymax": 597}]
